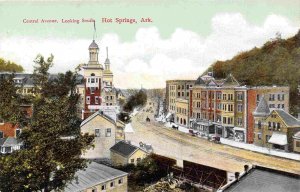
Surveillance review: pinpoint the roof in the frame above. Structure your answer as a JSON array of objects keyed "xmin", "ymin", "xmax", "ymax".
[
  {"xmin": 225, "ymin": 167, "xmax": 300, "ymax": 192},
  {"xmin": 253, "ymin": 96, "xmax": 270, "ymax": 116},
  {"xmin": 0, "ymin": 137, "xmax": 22, "ymax": 147},
  {"xmin": 110, "ymin": 140, "xmax": 139, "ymax": 157},
  {"xmin": 222, "ymin": 74, "xmax": 240, "ymax": 87},
  {"xmin": 89, "ymin": 40, "xmax": 99, "ymax": 49},
  {"xmin": 64, "ymin": 162, "xmax": 127, "ymax": 192},
  {"xmin": 274, "ymin": 110, "xmax": 300, "ymax": 127},
  {"xmin": 80, "ymin": 110, "xmax": 116, "ymax": 127},
  {"xmin": 268, "ymin": 132, "xmax": 287, "ymax": 145},
  {"xmin": 294, "ymin": 131, "xmax": 300, "ymax": 139},
  {"xmin": 194, "ymin": 75, "xmax": 207, "ymax": 86}
]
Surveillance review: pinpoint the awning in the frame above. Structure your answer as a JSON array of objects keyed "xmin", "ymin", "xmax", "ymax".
[
  {"xmin": 268, "ymin": 132, "xmax": 287, "ymax": 145},
  {"xmin": 233, "ymin": 127, "xmax": 245, "ymax": 131}
]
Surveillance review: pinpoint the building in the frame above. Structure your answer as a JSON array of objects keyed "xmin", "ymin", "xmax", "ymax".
[
  {"xmin": 190, "ymin": 74, "xmax": 248, "ymax": 141},
  {"xmin": 293, "ymin": 131, "xmax": 300, "ymax": 153},
  {"xmin": 188, "ymin": 73, "xmax": 290, "ymax": 143},
  {"xmin": 165, "ymin": 80, "xmax": 195, "ymax": 122},
  {"xmin": 0, "ymin": 137, "xmax": 22, "ymax": 154},
  {"xmin": 110, "ymin": 140, "xmax": 148, "ymax": 166},
  {"xmin": 80, "ymin": 109, "xmax": 125, "ymax": 160},
  {"xmin": 253, "ymin": 101, "xmax": 300, "ymax": 151},
  {"xmin": 64, "ymin": 162, "xmax": 128, "ymax": 192},
  {"xmin": 223, "ymin": 166, "xmax": 300, "ymax": 192},
  {"xmin": 175, "ymin": 98, "xmax": 189, "ymax": 127},
  {"xmin": 79, "ymin": 40, "xmax": 122, "ymax": 119}
]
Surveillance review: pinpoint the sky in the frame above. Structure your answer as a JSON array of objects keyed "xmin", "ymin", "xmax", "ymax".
[{"xmin": 0, "ymin": 0, "xmax": 299, "ymax": 88}]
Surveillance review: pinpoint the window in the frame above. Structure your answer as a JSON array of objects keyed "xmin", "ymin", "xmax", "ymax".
[
  {"xmin": 217, "ymin": 92, "xmax": 221, "ymax": 100},
  {"xmin": 106, "ymin": 128, "xmax": 111, "ymax": 137},
  {"xmin": 277, "ymin": 123, "xmax": 281, "ymax": 131},
  {"xmin": 110, "ymin": 181, "xmax": 114, "ymax": 188},
  {"xmin": 256, "ymin": 94, "xmax": 260, "ymax": 101},
  {"xmin": 16, "ymin": 129, "xmax": 21, "ymax": 137},
  {"xmin": 91, "ymin": 78, "xmax": 95, "ymax": 83},
  {"xmin": 281, "ymin": 94, "xmax": 285, "ymax": 101},
  {"xmin": 182, "ymin": 85, "xmax": 184, "ymax": 89},
  {"xmin": 95, "ymin": 129, "xmax": 100, "ymax": 137},
  {"xmin": 90, "ymin": 87, "xmax": 95, "ymax": 94},
  {"xmin": 237, "ymin": 118, "xmax": 243, "ymax": 126},
  {"xmin": 0, "ymin": 118, "xmax": 4, "ymax": 124},
  {"xmin": 101, "ymin": 184, "xmax": 106, "ymax": 191},
  {"xmin": 237, "ymin": 104, "xmax": 243, "ymax": 112},
  {"xmin": 187, "ymin": 92, "xmax": 189, "ymax": 97},
  {"xmin": 95, "ymin": 96, "xmax": 99, "ymax": 104},
  {"xmin": 296, "ymin": 141, "xmax": 300, "ymax": 147},
  {"xmin": 118, "ymin": 178, "xmax": 123, "ymax": 184},
  {"xmin": 177, "ymin": 85, "xmax": 180, "ymax": 90},
  {"xmin": 258, "ymin": 133, "xmax": 262, "ymax": 140},
  {"xmin": 273, "ymin": 122, "xmax": 276, "ymax": 129},
  {"xmin": 178, "ymin": 92, "xmax": 180, "ymax": 97},
  {"xmin": 130, "ymin": 159, "xmax": 134, "ymax": 163},
  {"xmin": 0, "ymin": 131, "xmax": 3, "ymax": 138},
  {"xmin": 268, "ymin": 122, "xmax": 271, "ymax": 129},
  {"xmin": 182, "ymin": 92, "xmax": 184, "ymax": 96},
  {"xmin": 258, "ymin": 121, "xmax": 262, "ymax": 129},
  {"xmin": 223, "ymin": 117, "xmax": 227, "ymax": 124},
  {"xmin": 137, "ymin": 158, "xmax": 141, "ymax": 163},
  {"xmin": 86, "ymin": 96, "xmax": 90, "ymax": 104},
  {"xmin": 282, "ymin": 104, "xmax": 285, "ymax": 109},
  {"xmin": 237, "ymin": 93, "xmax": 243, "ymax": 100},
  {"xmin": 277, "ymin": 104, "xmax": 281, "ymax": 108},
  {"xmin": 91, "ymin": 189, "xmax": 97, "ymax": 192},
  {"xmin": 186, "ymin": 85, "xmax": 189, "ymax": 89},
  {"xmin": 222, "ymin": 94, "xmax": 227, "ymax": 100}
]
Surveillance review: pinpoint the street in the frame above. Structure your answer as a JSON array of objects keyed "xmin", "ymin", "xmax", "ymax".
[{"xmin": 126, "ymin": 104, "xmax": 300, "ymax": 175}]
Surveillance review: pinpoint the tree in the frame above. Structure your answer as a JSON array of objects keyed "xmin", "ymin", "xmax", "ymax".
[
  {"xmin": 0, "ymin": 73, "xmax": 23, "ymax": 124},
  {"xmin": 0, "ymin": 58, "xmax": 24, "ymax": 72},
  {"xmin": 0, "ymin": 54, "xmax": 94, "ymax": 192}
]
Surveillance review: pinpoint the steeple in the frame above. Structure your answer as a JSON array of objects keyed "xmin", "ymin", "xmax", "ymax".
[{"xmin": 104, "ymin": 47, "xmax": 110, "ymax": 71}]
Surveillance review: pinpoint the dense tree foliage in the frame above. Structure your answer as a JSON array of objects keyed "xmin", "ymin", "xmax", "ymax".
[
  {"xmin": 207, "ymin": 30, "xmax": 300, "ymax": 114},
  {"xmin": 0, "ymin": 74, "xmax": 23, "ymax": 124},
  {"xmin": 0, "ymin": 54, "xmax": 94, "ymax": 192},
  {"xmin": 0, "ymin": 58, "xmax": 23, "ymax": 72},
  {"xmin": 123, "ymin": 89, "xmax": 147, "ymax": 112}
]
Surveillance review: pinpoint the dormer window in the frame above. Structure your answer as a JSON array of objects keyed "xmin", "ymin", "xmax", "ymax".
[{"xmin": 91, "ymin": 73, "xmax": 95, "ymax": 76}]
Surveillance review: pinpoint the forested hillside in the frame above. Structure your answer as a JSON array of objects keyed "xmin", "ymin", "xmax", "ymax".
[
  {"xmin": 0, "ymin": 58, "xmax": 23, "ymax": 72},
  {"xmin": 207, "ymin": 30, "xmax": 300, "ymax": 114}
]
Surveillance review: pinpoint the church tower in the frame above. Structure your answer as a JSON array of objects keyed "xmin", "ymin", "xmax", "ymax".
[
  {"xmin": 103, "ymin": 47, "xmax": 114, "ymax": 87},
  {"xmin": 81, "ymin": 39, "xmax": 104, "ymax": 119}
]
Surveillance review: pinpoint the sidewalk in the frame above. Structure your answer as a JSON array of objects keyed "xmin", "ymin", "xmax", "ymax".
[
  {"xmin": 220, "ymin": 138, "xmax": 300, "ymax": 161},
  {"xmin": 160, "ymin": 120, "xmax": 300, "ymax": 161}
]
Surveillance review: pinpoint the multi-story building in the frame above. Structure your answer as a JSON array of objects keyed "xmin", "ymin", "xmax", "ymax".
[
  {"xmin": 80, "ymin": 109, "xmax": 125, "ymax": 160},
  {"xmin": 165, "ymin": 80, "xmax": 195, "ymax": 122},
  {"xmin": 79, "ymin": 40, "xmax": 120, "ymax": 119},
  {"xmin": 189, "ymin": 73, "xmax": 290, "ymax": 143},
  {"xmin": 246, "ymin": 86, "xmax": 289, "ymax": 143},
  {"xmin": 175, "ymin": 98, "xmax": 189, "ymax": 127},
  {"xmin": 253, "ymin": 99, "xmax": 300, "ymax": 151}
]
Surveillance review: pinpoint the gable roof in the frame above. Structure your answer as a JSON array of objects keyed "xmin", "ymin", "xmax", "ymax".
[
  {"xmin": 222, "ymin": 74, "xmax": 240, "ymax": 87},
  {"xmin": 64, "ymin": 162, "xmax": 127, "ymax": 192},
  {"xmin": 274, "ymin": 109, "xmax": 300, "ymax": 127},
  {"xmin": 195, "ymin": 75, "xmax": 207, "ymax": 86},
  {"xmin": 110, "ymin": 141, "xmax": 139, "ymax": 157},
  {"xmin": 0, "ymin": 137, "xmax": 22, "ymax": 146},
  {"xmin": 253, "ymin": 96, "xmax": 270, "ymax": 117},
  {"xmin": 80, "ymin": 110, "xmax": 116, "ymax": 127}
]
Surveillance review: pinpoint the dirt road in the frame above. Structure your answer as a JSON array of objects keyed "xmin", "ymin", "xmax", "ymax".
[{"xmin": 126, "ymin": 108, "xmax": 300, "ymax": 174}]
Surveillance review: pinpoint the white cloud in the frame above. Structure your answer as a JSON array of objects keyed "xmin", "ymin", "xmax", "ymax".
[{"xmin": 0, "ymin": 13, "xmax": 298, "ymax": 88}]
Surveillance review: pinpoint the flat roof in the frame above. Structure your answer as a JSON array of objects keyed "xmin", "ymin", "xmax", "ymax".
[{"xmin": 225, "ymin": 167, "xmax": 300, "ymax": 192}]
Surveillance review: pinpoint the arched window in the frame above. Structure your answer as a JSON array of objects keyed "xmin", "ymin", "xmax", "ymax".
[
  {"xmin": 258, "ymin": 120, "xmax": 262, "ymax": 129},
  {"xmin": 184, "ymin": 119, "xmax": 186, "ymax": 125},
  {"xmin": 91, "ymin": 73, "xmax": 95, "ymax": 76},
  {"xmin": 180, "ymin": 118, "xmax": 182, "ymax": 124}
]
